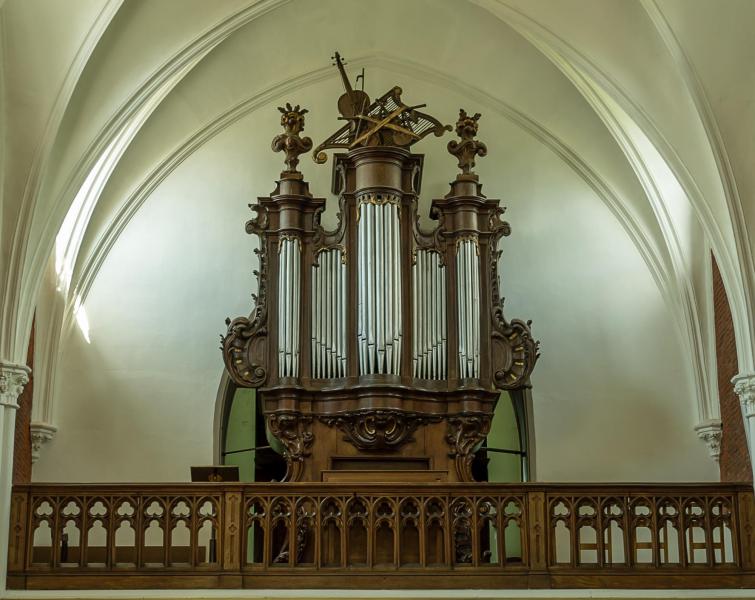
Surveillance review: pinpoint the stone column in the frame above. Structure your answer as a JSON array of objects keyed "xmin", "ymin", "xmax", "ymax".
[
  {"xmin": 0, "ymin": 362, "xmax": 30, "ymax": 591},
  {"xmin": 733, "ymin": 372, "xmax": 755, "ymax": 484}
]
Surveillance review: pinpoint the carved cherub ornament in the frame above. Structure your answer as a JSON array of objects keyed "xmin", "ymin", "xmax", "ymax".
[
  {"xmin": 447, "ymin": 109, "xmax": 488, "ymax": 178},
  {"xmin": 272, "ymin": 103, "xmax": 313, "ymax": 175}
]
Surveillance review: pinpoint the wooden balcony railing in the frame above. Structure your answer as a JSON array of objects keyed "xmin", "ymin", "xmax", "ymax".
[{"xmin": 7, "ymin": 482, "xmax": 755, "ymax": 589}]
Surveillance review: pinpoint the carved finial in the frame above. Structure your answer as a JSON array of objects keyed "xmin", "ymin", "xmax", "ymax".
[
  {"xmin": 271, "ymin": 103, "xmax": 313, "ymax": 178},
  {"xmin": 447, "ymin": 109, "xmax": 487, "ymax": 180}
]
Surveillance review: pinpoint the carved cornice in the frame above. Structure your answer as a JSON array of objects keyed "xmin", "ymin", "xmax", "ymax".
[
  {"xmin": 694, "ymin": 420, "xmax": 722, "ymax": 462},
  {"xmin": 320, "ymin": 409, "xmax": 441, "ymax": 452},
  {"xmin": 30, "ymin": 422, "xmax": 57, "ymax": 463},
  {"xmin": 733, "ymin": 373, "xmax": 755, "ymax": 418},
  {"xmin": 266, "ymin": 412, "xmax": 314, "ymax": 482},
  {"xmin": 446, "ymin": 414, "xmax": 491, "ymax": 482},
  {"xmin": 0, "ymin": 363, "xmax": 31, "ymax": 409}
]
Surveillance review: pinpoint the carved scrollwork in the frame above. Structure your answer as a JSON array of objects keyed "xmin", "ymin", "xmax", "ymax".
[
  {"xmin": 489, "ymin": 206, "xmax": 539, "ymax": 390},
  {"xmin": 320, "ymin": 410, "xmax": 440, "ymax": 452},
  {"xmin": 312, "ymin": 195, "xmax": 347, "ymax": 254},
  {"xmin": 412, "ymin": 211, "xmax": 446, "ymax": 266},
  {"xmin": 451, "ymin": 498, "xmax": 473, "ymax": 563},
  {"xmin": 446, "ymin": 414, "xmax": 491, "ymax": 482},
  {"xmin": 266, "ymin": 412, "xmax": 314, "ymax": 482},
  {"xmin": 221, "ymin": 228, "xmax": 268, "ymax": 387}
]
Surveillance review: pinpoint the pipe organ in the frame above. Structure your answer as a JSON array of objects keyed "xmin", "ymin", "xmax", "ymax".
[{"xmin": 222, "ymin": 57, "xmax": 539, "ymax": 483}]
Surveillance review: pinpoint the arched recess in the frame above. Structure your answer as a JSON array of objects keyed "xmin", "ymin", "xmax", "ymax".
[
  {"xmin": 214, "ymin": 372, "xmax": 285, "ymax": 482},
  {"xmin": 483, "ymin": 390, "xmax": 535, "ymax": 483}
]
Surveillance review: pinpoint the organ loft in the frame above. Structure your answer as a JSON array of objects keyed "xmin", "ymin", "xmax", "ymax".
[{"xmin": 222, "ymin": 53, "xmax": 539, "ymax": 484}]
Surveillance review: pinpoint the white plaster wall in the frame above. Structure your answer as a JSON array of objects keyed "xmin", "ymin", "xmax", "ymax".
[{"xmin": 33, "ymin": 74, "xmax": 717, "ymax": 483}]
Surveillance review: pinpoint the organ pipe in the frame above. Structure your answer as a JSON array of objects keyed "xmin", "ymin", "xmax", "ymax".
[
  {"xmin": 456, "ymin": 238, "xmax": 480, "ymax": 378},
  {"xmin": 357, "ymin": 196, "xmax": 402, "ymax": 375},
  {"xmin": 311, "ymin": 247, "xmax": 347, "ymax": 378},
  {"xmin": 412, "ymin": 249, "xmax": 447, "ymax": 380},
  {"xmin": 277, "ymin": 236, "xmax": 301, "ymax": 377}
]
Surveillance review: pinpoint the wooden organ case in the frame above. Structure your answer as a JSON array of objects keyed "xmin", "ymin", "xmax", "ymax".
[{"xmin": 222, "ymin": 55, "xmax": 539, "ymax": 484}]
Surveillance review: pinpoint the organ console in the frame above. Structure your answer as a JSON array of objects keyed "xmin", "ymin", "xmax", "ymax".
[{"xmin": 221, "ymin": 55, "xmax": 539, "ymax": 483}]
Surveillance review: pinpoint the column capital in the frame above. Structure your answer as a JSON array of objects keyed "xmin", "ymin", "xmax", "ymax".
[
  {"xmin": 694, "ymin": 420, "xmax": 722, "ymax": 462},
  {"xmin": 0, "ymin": 362, "xmax": 30, "ymax": 409},
  {"xmin": 733, "ymin": 372, "xmax": 755, "ymax": 417}
]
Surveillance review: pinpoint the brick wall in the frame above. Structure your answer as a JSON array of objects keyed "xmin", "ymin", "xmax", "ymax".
[
  {"xmin": 713, "ymin": 257, "xmax": 752, "ymax": 482},
  {"xmin": 12, "ymin": 320, "xmax": 33, "ymax": 484}
]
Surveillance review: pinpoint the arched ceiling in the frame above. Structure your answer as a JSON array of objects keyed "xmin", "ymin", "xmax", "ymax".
[{"xmin": 1, "ymin": 0, "xmax": 754, "ymax": 476}]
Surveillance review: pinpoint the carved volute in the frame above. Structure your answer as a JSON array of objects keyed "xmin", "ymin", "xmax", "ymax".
[{"xmin": 222, "ymin": 53, "xmax": 538, "ymax": 482}]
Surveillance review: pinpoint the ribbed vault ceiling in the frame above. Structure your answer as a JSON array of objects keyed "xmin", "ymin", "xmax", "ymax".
[{"xmin": 2, "ymin": 0, "xmax": 754, "ymax": 478}]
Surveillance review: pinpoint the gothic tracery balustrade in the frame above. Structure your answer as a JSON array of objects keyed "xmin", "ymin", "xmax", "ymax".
[{"xmin": 7, "ymin": 482, "xmax": 755, "ymax": 589}]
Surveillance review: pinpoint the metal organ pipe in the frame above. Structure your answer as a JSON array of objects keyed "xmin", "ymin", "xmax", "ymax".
[
  {"xmin": 325, "ymin": 249, "xmax": 329, "ymax": 375},
  {"xmin": 471, "ymin": 241, "xmax": 480, "ymax": 376},
  {"xmin": 310, "ymin": 246, "xmax": 347, "ymax": 378},
  {"xmin": 357, "ymin": 195, "xmax": 402, "ymax": 375},
  {"xmin": 422, "ymin": 251, "xmax": 429, "ymax": 377},
  {"xmin": 357, "ymin": 205, "xmax": 367, "ymax": 373},
  {"xmin": 419, "ymin": 251, "xmax": 426, "ymax": 377},
  {"xmin": 412, "ymin": 249, "xmax": 447, "ymax": 379},
  {"xmin": 385, "ymin": 208, "xmax": 392, "ymax": 372},
  {"xmin": 339, "ymin": 252, "xmax": 346, "ymax": 376},
  {"xmin": 313, "ymin": 252, "xmax": 318, "ymax": 377},
  {"xmin": 365, "ymin": 203, "xmax": 375, "ymax": 373},
  {"xmin": 440, "ymin": 251, "xmax": 447, "ymax": 379},
  {"xmin": 414, "ymin": 251, "xmax": 420, "ymax": 378},
  {"xmin": 292, "ymin": 237, "xmax": 300, "ymax": 376},
  {"xmin": 277, "ymin": 236, "xmax": 301, "ymax": 378},
  {"xmin": 456, "ymin": 244, "xmax": 465, "ymax": 377},
  {"xmin": 456, "ymin": 238, "xmax": 480, "ymax": 378},
  {"xmin": 431, "ymin": 252, "xmax": 438, "ymax": 378},
  {"xmin": 393, "ymin": 203, "xmax": 402, "ymax": 374},
  {"xmin": 282, "ymin": 239, "xmax": 290, "ymax": 375},
  {"xmin": 329, "ymin": 250, "xmax": 335, "ymax": 374},
  {"xmin": 279, "ymin": 241, "xmax": 284, "ymax": 375},
  {"xmin": 376, "ymin": 204, "xmax": 384, "ymax": 373}
]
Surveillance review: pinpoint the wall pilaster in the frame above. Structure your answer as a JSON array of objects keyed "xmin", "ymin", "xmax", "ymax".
[
  {"xmin": 0, "ymin": 362, "xmax": 30, "ymax": 591},
  {"xmin": 733, "ymin": 373, "xmax": 755, "ymax": 485}
]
